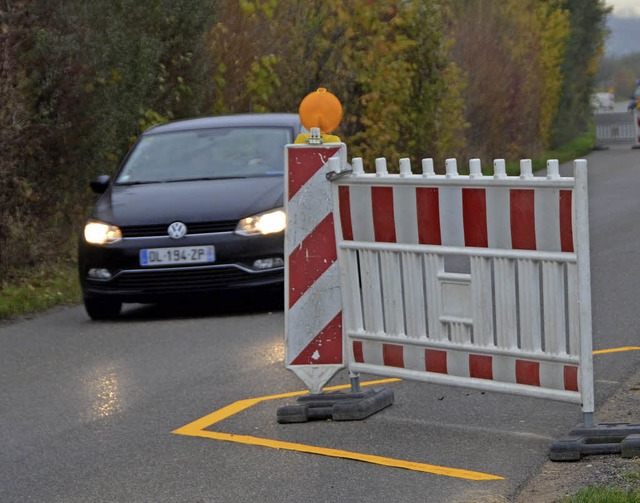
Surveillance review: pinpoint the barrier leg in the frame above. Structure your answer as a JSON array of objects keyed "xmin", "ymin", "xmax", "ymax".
[
  {"xmin": 349, "ymin": 371, "xmax": 361, "ymax": 393},
  {"xmin": 583, "ymin": 412, "xmax": 594, "ymax": 428}
]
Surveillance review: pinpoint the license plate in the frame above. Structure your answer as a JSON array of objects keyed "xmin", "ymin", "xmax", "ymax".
[{"xmin": 139, "ymin": 245, "xmax": 215, "ymax": 266}]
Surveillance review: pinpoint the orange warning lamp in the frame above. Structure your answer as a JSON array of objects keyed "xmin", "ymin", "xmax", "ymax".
[{"xmin": 296, "ymin": 88, "xmax": 342, "ymax": 144}]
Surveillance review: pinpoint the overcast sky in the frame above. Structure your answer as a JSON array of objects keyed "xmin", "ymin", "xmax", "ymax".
[
  {"xmin": 604, "ymin": 0, "xmax": 640, "ymax": 56},
  {"xmin": 607, "ymin": 0, "xmax": 640, "ymax": 17}
]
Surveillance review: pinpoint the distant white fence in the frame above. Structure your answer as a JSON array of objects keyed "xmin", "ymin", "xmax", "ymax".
[{"xmin": 595, "ymin": 111, "xmax": 638, "ymax": 148}]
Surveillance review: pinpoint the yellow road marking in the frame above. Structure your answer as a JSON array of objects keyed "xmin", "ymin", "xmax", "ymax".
[
  {"xmin": 178, "ymin": 429, "xmax": 501, "ymax": 481},
  {"xmin": 173, "ymin": 378, "xmax": 401, "ymax": 435},
  {"xmin": 173, "ymin": 347, "xmax": 638, "ymax": 480},
  {"xmin": 172, "ymin": 377, "xmax": 503, "ymax": 481},
  {"xmin": 593, "ymin": 346, "xmax": 640, "ymax": 355}
]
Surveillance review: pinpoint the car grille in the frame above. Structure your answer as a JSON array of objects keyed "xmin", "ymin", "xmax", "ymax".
[
  {"xmin": 121, "ymin": 221, "xmax": 237, "ymax": 238},
  {"xmin": 96, "ymin": 266, "xmax": 282, "ymax": 293}
]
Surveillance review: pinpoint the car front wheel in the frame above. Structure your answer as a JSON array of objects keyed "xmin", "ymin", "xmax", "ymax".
[{"xmin": 84, "ymin": 297, "xmax": 122, "ymax": 320}]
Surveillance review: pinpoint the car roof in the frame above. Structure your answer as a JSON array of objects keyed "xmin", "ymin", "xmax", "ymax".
[{"xmin": 143, "ymin": 113, "xmax": 302, "ymax": 135}]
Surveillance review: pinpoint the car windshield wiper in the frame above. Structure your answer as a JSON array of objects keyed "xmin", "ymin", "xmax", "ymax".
[
  {"xmin": 171, "ymin": 176, "xmax": 248, "ymax": 181},
  {"xmin": 117, "ymin": 176, "xmax": 249, "ymax": 184},
  {"xmin": 116, "ymin": 180, "xmax": 169, "ymax": 185}
]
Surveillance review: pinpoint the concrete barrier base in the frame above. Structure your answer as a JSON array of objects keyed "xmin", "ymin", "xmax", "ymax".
[
  {"xmin": 277, "ymin": 388, "xmax": 394, "ymax": 423},
  {"xmin": 549, "ymin": 423, "xmax": 640, "ymax": 461}
]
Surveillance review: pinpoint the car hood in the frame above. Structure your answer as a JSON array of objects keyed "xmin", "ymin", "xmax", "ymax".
[{"xmin": 93, "ymin": 176, "xmax": 284, "ymax": 226}]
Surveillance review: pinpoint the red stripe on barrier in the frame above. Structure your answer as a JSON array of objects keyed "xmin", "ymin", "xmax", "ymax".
[
  {"xmin": 564, "ymin": 365, "xmax": 579, "ymax": 392},
  {"xmin": 383, "ymin": 344, "xmax": 404, "ymax": 368},
  {"xmin": 338, "ymin": 186, "xmax": 353, "ymax": 241},
  {"xmin": 288, "ymin": 214, "xmax": 337, "ymax": 308},
  {"xmin": 371, "ymin": 187, "xmax": 396, "ymax": 243},
  {"xmin": 510, "ymin": 189, "xmax": 536, "ymax": 250},
  {"xmin": 416, "ymin": 188, "xmax": 442, "ymax": 245},
  {"xmin": 353, "ymin": 341, "xmax": 364, "ymax": 363},
  {"xmin": 462, "ymin": 188, "xmax": 488, "ymax": 247},
  {"xmin": 469, "ymin": 354, "xmax": 493, "ymax": 380},
  {"xmin": 559, "ymin": 190, "xmax": 574, "ymax": 252},
  {"xmin": 515, "ymin": 360, "xmax": 540, "ymax": 386},
  {"xmin": 425, "ymin": 349, "xmax": 447, "ymax": 374},
  {"xmin": 290, "ymin": 313, "xmax": 342, "ymax": 365},
  {"xmin": 288, "ymin": 147, "xmax": 340, "ymax": 199}
]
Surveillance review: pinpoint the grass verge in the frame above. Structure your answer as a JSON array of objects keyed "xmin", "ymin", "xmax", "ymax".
[
  {"xmin": 0, "ymin": 261, "xmax": 81, "ymax": 320},
  {"xmin": 561, "ymin": 485, "xmax": 640, "ymax": 502}
]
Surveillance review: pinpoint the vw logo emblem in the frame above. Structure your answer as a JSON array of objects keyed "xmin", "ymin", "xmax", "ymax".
[{"xmin": 168, "ymin": 221, "xmax": 187, "ymax": 239}]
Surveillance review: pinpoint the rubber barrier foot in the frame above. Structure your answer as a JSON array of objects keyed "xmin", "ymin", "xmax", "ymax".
[
  {"xmin": 276, "ymin": 388, "xmax": 394, "ymax": 424},
  {"xmin": 549, "ymin": 422, "xmax": 640, "ymax": 461}
]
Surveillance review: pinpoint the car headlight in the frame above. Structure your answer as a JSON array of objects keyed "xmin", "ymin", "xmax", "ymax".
[
  {"xmin": 236, "ymin": 208, "xmax": 286, "ymax": 236},
  {"xmin": 84, "ymin": 220, "xmax": 122, "ymax": 245}
]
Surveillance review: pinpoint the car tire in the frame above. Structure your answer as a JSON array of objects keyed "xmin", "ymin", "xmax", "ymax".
[{"xmin": 84, "ymin": 297, "xmax": 122, "ymax": 320}]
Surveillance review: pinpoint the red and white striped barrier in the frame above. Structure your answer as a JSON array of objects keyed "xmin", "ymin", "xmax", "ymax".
[
  {"xmin": 337, "ymin": 158, "xmax": 574, "ymax": 252},
  {"xmin": 285, "ymin": 142, "xmax": 348, "ymax": 393},
  {"xmin": 332, "ymin": 157, "xmax": 594, "ymax": 418}
]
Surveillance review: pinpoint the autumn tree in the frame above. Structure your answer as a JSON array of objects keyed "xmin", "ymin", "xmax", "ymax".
[
  {"xmin": 450, "ymin": 0, "xmax": 570, "ymax": 162},
  {"xmin": 596, "ymin": 53, "xmax": 640, "ymax": 103},
  {"xmin": 0, "ymin": 1, "xmax": 34, "ymax": 275},
  {"xmin": 0, "ymin": 0, "xmax": 216, "ymax": 279},
  {"xmin": 552, "ymin": 0, "xmax": 610, "ymax": 147},
  {"xmin": 209, "ymin": 0, "xmax": 467, "ymax": 168},
  {"xmin": 0, "ymin": 0, "xmax": 612, "ymax": 280}
]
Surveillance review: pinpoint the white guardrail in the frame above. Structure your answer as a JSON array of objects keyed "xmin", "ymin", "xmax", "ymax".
[
  {"xmin": 285, "ymin": 143, "xmax": 595, "ymax": 424},
  {"xmin": 595, "ymin": 109, "xmax": 640, "ymax": 148}
]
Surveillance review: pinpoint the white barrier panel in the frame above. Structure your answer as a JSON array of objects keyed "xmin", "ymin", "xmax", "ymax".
[
  {"xmin": 332, "ymin": 157, "xmax": 594, "ymax": 415},
  {"xmin": 595, "ymin": 112, "xmax": 636, "ymax": 147},
  {"xmin": 284, "ymin": 142, "xmax": 348, "ymax": 394}
]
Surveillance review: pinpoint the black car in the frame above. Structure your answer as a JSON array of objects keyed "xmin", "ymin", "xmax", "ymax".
[{"xmin": 78, "ymin": 113, "xmax": 303, "ymax": 320}]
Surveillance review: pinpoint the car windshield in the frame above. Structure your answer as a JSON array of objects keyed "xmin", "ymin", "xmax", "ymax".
[{"xmin": 115, "ymin": 126, "xmax": 292, "ymax": 184}]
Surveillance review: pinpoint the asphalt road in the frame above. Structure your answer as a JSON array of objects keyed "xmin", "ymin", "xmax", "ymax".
[{"xmin": 2, "ymin": 146, "xmax": 640, "ymax": 503}]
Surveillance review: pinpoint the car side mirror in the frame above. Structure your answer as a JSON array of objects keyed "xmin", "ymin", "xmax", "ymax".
[{"xmin": 90, "ymin": 175, "xmax": 111, "ymax": 194}]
